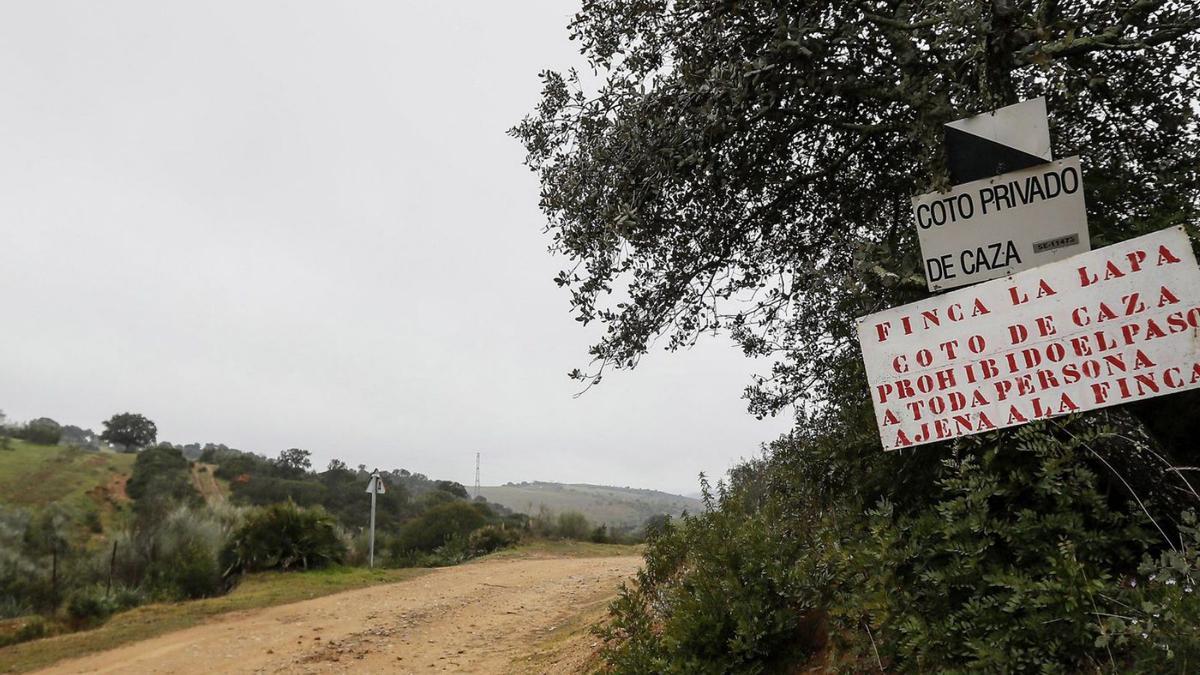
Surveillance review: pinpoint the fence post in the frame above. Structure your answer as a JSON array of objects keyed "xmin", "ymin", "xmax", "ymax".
[
  {"xmin": 51, "ymin": 542, "xmax": 59, "ymax": 605},
  {"xmin": 107, "ymin": 540, "xmax": 118, "ymax": 595}
]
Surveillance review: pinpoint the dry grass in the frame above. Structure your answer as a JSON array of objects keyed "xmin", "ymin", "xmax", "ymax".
[{"xmin": 0, "ymin": 566, "xmax": 431, "ymax": 673}]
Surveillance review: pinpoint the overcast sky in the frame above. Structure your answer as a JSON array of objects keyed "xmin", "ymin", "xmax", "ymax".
[{"xmin": 0, "ymin": 2, "xmax": 790, "ymax": 495}]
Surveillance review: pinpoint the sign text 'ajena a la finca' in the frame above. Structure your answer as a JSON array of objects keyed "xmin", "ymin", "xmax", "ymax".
[{"xmin": 857, "ymin": 227, "xmax": 1200, "ymax": 450}]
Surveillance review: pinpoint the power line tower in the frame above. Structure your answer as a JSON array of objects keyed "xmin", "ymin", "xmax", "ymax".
[{"xmin": 474, "ymin": 452, "xmax": 481, "ymax": 499}]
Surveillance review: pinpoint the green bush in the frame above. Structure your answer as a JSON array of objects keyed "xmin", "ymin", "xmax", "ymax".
[
  {"xmin": 15, "ymin": 419, "xmax": 62, "ymax": 445},
  {"xmin": 600, "ymin": 417, "xmax": 1200, "ymax": 672},
  {"xmin": 65, "ymin": 586, "xmax": 118, "ymax": 625},
  {"xmin": 127, "ymin": 445, "xmax": 200, "ymax": 521},
  {"xmin": 109, "ymin": 585, "xmax": 145, "ymax": 612},
  {"xmin": 221, "ymin": 501, "xmax": 345, "ymax": 574},
  {"xmin": 1094, "ymin": 510, "xmax": 1200, "ymax": 668},
  {"xmin": 393, "ymin": 501, "xmax": 488, "ymax": 554},
  {"xmin": 433, "ymin": 534, "xmax": 472, "ymax": 566},
  {"xmin": 157, "ymin": 539, "xmax": 223, "ymax": 599},
  {"xmin": 102, "ymin": 507, "xmax": 233, "ymax": 600},
  {"xmin": 599, "ymin": 479, "xmax": 823, "ymax": 674},
  {"xmin": 232, "ymin": 476, "xmax": 327, "ymax": 509},
  {"xmin": 345, "ymin": 530, "xmax": 391, "ymax": 567},
  {"xmin": 555, "ymin": 511, "xmax": 590, "ymax": 540},
  {"xmin": 468, "ymin": 524, "xmax": 521, "ymax": 555}
]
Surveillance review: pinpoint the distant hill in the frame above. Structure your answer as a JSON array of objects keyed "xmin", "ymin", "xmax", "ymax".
[{"xmin": 478, "ymin": 482, "xmax": 702, "ymax": 529}]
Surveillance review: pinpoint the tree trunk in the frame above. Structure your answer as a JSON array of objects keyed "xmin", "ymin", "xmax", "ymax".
[{"xmin": 981, "ymin": 0, "xmax": 1022, "ymax": 108}]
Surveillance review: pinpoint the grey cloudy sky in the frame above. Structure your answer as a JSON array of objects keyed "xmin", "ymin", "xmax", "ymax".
[{"xmin": 0, "ymin": 2, "xmax": 789, "ymax": 495}]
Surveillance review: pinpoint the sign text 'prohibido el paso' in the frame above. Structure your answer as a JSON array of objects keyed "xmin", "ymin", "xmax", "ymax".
[
  {"xmin": 913, "ymin": 156, "xmax": 1090, "ymax": 291},
  {"xmin": 857, "ymin": 227, "xmax": 1200, "ymax": 450}
]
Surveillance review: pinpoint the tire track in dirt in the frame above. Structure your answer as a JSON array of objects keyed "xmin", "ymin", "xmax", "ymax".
[{"xmin": 36, "ymin": 555, "xmax": 640, "ymax": 674}]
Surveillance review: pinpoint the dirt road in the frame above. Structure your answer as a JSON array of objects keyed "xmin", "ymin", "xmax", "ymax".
[
  {"xmin": 188, "ymin": 463, "xmax": 226, "ymax": 503},
  {"xmin": 38, "ymin": 555, "xmax": 641, "ymax": 674}
]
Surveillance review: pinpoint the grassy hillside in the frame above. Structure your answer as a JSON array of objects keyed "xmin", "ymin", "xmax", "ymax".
[
  {"xmin": 0, "ymin": 440, "xmax": 133, "ymax": 523},
  {"xmin": 478, "ymin": 482, "xmax": 701, "ymax": 529}
]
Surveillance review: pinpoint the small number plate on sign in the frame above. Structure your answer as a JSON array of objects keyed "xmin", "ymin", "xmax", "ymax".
[{"xmin": 1032, "ymin": 233, "xmax": 1080, "ymax": 254}]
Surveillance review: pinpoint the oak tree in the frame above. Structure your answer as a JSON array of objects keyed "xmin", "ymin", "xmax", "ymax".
[
  {"xmin": 100, "ymin": 412, "xmax": 158, "ymax": 452},
  {"xmin": 513, "ymin": 0, "xmax": 1200, "ymax": 427}
]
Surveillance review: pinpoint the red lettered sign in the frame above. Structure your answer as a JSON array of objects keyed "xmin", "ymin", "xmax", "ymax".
[{"xmin": 857, "ymin": 227, "xmax": 1200, "ymax": 450}]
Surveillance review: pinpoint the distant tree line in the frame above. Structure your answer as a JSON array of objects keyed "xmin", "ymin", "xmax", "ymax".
[{"xmin": 0, "ymin": 411, "xmax": 156, "ymax": 452}]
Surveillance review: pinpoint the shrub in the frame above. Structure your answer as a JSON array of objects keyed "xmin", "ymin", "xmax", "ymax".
[
  {"xmin": 433, "ymin": 534, "xmax": 472, "ymax": 566},
  {"xmin": 231, "ymin": 476, "xmax": 327, "ymax": 508},
  {"xmin": 109, "ymin": 585, "xmax": 145, "ymax": 612},
  {"xmin": 126, "ymin": 444, "xmax": 194, "ymax": 501},
  {"xmin": 530, "ymin": 505, "xmax": 556, "ymax": 538},
  {"xmin": 468, "ymin": 524, "xmax": 521, "ymax": 555},
  {"xmin": 158, "ymin": 539, "xmax": 223, "ymax": 599},
  {"xmin": 100, "ymin": 507, "xmax": 233, "ymax": 600},
  {"xmin": 0, "ymin": 507, "xmax": 40, "ymax": 617},
  {"xmin": 222, "ymin": 501, "xmax": 345, "ymax": 574},
  {"xmin": 434, "ymin": 480, "xmax": 469, "ymax": 499},
  {"xmin": 642, "ymin": 514, "xmax": 671, "ymax": 540},
  {"xmin": 15, "ymin": 419, "xmax": 62, "ymax": 445},
  {"xmin": 394, "ymin": 501, "xmax": 488, "ymax": 553},
  {"xmin": 82, "ymin": 509, "xmax": 103, "ymax": 534},
  {"xmin": 65, "ymin": 586, "xmax": 118, "ymax": 625},
  {"xmin": 600, "ymin": 417, "xmax": 1200, "ymax": 672},
  {"xmin": 555, "ymin": 511, "xmax": 590, "ymax": 540},
  {"xmin": 127, "ymin": 445, "xmax": 200, "ymax": 523},
  {"xmin": 152, "ymin": 508, "xmax": 228, "ymax": 596},
  {"xmin": 1092, "ymin": 510, "xmax": 1200, "ymax": 668},
  {"xmin": 599, "ymin": 478, "xmax": 823, "ymax": 674}
]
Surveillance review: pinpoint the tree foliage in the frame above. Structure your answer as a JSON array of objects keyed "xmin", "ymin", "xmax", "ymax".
[
  {"xmin": 127, "ymin": 444, "xmax": 200, "ymax": 520},
  {"xmin": 513, "ymin": 0, "xmax": 1200, "ymax": 421},
  {"xmin": 274, "ymin": 448, "xmax": 312, "ymax": 477},
  {"xmin": 221, "ymin": 501, "xmax": 345, "ymax": 573},
  {"xmin": 516, "ymin": 0, "xmax": 1200, "ymax": 671},
  {"xmin": 15, "ymin": 418, "xmax": 62, "ymax": 445},
  {"xmin": 100, "ymin": 412, "xmax": 157, "ymax": 452},
  {"xmin": 394, "ymin": 501, "xmax": 491, "ymax": 553}
]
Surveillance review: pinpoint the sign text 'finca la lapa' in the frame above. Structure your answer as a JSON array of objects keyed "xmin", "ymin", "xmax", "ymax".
[{"xmin": 857, "ymin": 227, "xmax": 1200, "ymax": 450}]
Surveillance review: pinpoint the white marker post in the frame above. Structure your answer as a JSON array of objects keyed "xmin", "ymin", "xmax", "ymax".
[{"xmin": 365, "ymin": 470, "xmax": 385, "ymax": 568}]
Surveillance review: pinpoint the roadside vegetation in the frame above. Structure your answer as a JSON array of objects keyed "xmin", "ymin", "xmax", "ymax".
[
  {"xmin": 514, "ymin": 1, "xmax": 1200, "ymax": 671},
  {"xmin": 0, "ymin": 565, "xmax": 431, "ymax": 673}
]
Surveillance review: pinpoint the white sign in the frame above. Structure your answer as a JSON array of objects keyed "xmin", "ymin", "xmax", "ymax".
[
  {"xmin": 914, "ymin": 156, "xmax": 1090, "ymax": 291},
  {"xmin": 365, "ymin": 475, "xmax": 386, "ymax": 494},
  {"xmin": 857, "ymin": 227, "xmax": 1200, "ymax": 450}
]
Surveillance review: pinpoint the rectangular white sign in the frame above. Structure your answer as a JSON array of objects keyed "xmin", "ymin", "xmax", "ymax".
[
  {"xmin": 914, "ymin": 156, "xmax": 1090, "ymax": 291},
  {"xmin": 857, "ymin": 227, "xmax": 1200, "ymax": 450}
]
